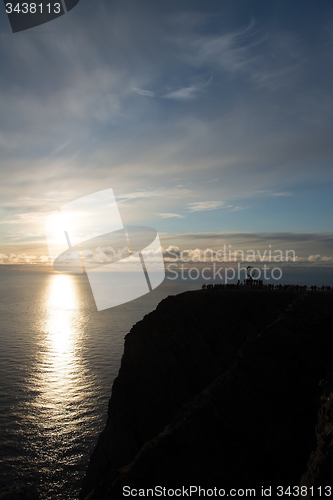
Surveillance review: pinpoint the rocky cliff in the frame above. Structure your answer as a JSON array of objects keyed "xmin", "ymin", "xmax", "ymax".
[{"xmin": 80, "ymin": 289, "xmax": 333, "ymax": 499}]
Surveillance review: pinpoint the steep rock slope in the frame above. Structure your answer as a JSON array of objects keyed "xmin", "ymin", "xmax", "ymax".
[{"xmin": 80, "ymin": 290, "xmax": 333, "ymax": 499}]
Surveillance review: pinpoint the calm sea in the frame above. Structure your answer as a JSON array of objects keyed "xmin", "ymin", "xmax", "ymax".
[
  {"xmin": 1, "ymin": 264, "xmax": 332, "ymax": 499},
  {"xmin": 0, "ymin": 269, "xmax": 192, "ymax": 500}
]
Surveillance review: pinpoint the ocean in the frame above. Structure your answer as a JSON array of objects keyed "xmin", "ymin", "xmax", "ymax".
[
  {"xmin": 0, "ymin": 265, "xmax": 332, "ymax": 499},
  {"xmin": 0, "ymin": 269, "xmax": 191, "ymax": 500}
]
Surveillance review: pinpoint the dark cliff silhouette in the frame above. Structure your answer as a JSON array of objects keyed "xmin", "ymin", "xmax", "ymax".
[{"xmin": 80, "ymin": 289, "xmax": 333, "ymax": 499}]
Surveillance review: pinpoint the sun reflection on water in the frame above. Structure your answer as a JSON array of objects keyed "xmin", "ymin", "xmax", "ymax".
[
  {"xmin": 32, "ymin": 274, "xmax": 93, "ymax": 442},
  {"xmin": 45, "ymin": 274, "xmax": 78, "ymax": 357}
]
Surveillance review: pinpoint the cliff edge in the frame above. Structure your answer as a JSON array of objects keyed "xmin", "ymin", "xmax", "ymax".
[{"xmin": 80, "ymin": 289, "xmax": 333, "ymax": 499}]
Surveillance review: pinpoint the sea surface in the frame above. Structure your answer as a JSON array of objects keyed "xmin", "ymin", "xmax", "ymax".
[
  {"xmin": 0, "ymin": 269, "xmax": 192, "ymax": 500},
  {"xmin": 1, "ymin": 265, "xmax": 332, "ymax": 499}
]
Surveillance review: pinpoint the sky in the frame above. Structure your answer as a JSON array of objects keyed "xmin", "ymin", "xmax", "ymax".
[{"xmin": 0, "ymin": 0, "xmax": 332, "ymax": 271}]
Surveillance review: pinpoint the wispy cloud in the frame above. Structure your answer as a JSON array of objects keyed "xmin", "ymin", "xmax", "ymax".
[
  {"xmin": 163, "ymin": 85, "xmax": 200, "ymax": 101},
  {"xmin": 163, "ymin": 75, "xmax": 213, "ymax": 101},
  {"xmin": 132, "ymin": 88, "xmax": 155, "ymax": 97},
  {"xmin": 169, "ymin": 19, "xmax": 258, "ymax": 73},
  {"xmin": 228, "ymin": 206, "xmax": 247, "ymax": 211},
  {"xmin": 271, "ymin": 192, "xmax": 292, "ymax": 197},
  {"xmin": 187, "ymin": 201, "xmax": 224, "ymax": 212},
  {"xmin": 158, "ymin": 213, "xmax": 185, "ymax": 218},
  {"xmin": 169, "ymin": 18, "xmax": 303, "ymax": 92}
]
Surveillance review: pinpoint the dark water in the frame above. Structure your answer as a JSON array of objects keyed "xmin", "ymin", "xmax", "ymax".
[{"xmin": 0, "ymin": 270, "xmax": 191, "ymax": 499}]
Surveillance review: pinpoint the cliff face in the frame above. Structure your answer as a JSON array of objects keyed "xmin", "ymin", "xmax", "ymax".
[
  {"xmin": 299, "ymin": 373, "xmax": 333, "ymax": 496},
  {"xmin": 80, "ymin": 290, "xmax": 333, "ymax": 499}
]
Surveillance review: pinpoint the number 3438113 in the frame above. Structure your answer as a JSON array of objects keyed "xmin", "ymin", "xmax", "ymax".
[{"xmin": 5, "ymin": 3, "xmax": 61, "ymax": 14}]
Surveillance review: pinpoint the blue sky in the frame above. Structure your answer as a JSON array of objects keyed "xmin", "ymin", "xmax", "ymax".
[{"xmin": 0, "ymin": 0, "xmax": 332, "ymax": 266}]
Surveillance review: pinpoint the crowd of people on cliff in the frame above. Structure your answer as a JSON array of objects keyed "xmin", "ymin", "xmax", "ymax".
[{"xmin": 201, "ymin": 281, "xmax": 332, "ymax": 292}]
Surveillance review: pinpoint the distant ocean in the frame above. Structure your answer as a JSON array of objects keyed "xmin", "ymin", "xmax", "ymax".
[
  {"xmin": 0, "ymin": 269, "xmax": 192, "ymax": 500},
  {"xmin": 0, "ymin": 265, "xmax": 332, "ymax": 499}
]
